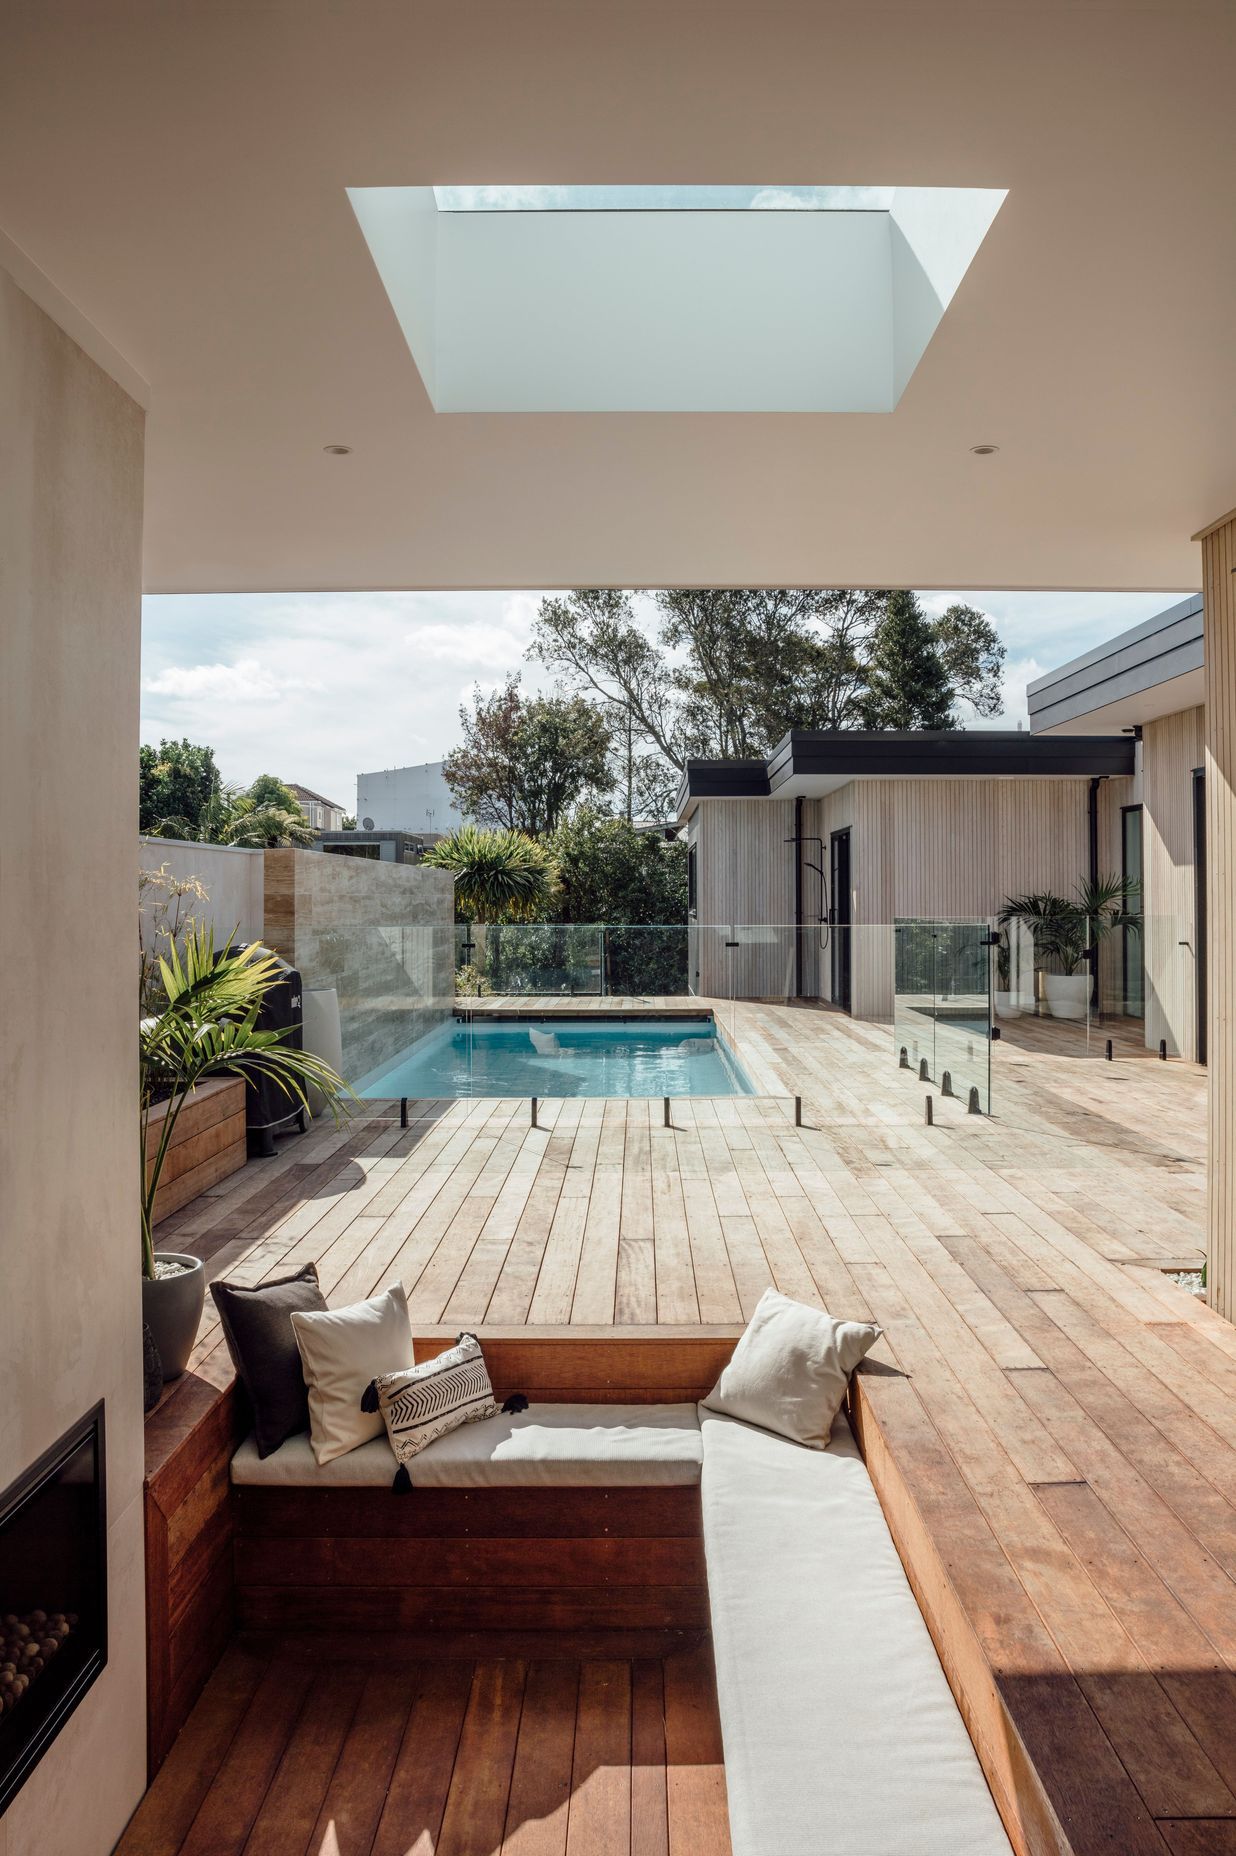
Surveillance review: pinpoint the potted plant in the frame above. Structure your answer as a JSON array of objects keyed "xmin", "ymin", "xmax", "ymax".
[
  {"xmin": 998, "ymin": 879, "xmax": 1141, "ymax": 1022},
  {"xmin": 141, "ymin": 925, "xmax": 349, "ymax": 1380}
]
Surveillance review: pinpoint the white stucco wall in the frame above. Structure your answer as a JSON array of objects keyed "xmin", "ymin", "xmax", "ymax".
[
  {"xmin": 0, "ymin": 269, "xmax": 147, "ymax": 1853},
  {"xmin": 138, "ymin": 836, "xmax": 265, "ymax": 953}
]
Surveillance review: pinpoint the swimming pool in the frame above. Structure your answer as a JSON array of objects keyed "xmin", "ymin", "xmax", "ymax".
[{"xmin": 358, "ymin": 1015, "xmax": 754, "ymax": 1099}]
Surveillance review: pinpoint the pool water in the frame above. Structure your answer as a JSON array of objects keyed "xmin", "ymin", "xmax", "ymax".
[{"xmin": 359, "ymin": 1016, "xmax": 753, "ymax": 1099}]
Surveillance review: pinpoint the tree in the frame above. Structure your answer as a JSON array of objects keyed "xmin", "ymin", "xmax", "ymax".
[
  {"xmin": 548, "ymin": 809, "xmax": 688, "ymax": 924},
  {"xmin": 139, "ymin": 738, "xmax": 223, "ymax": 837},
  {"xmin": 424, "ymin": 825, "xmax": 558, "ymax": 923},
  {"xmin": 542, "ymin": 809, "xmax": 689, "ymax": 991},
  {"xmin": 529, "ymin": 588, "xmax": 893, "ymax": 804},
  {"xmin": 220, "ymin": 802, "xmax": 316, "ymax": 848},
  {"xmin": 862, "ymin": 591, "xmax": 956, "ymax": 730},
  {"xmin": 932, "ymin": 603, "xmax": 1006, "ymax": 718},
  {"xmin": 246, "ymin": 773, "xmax": 303, "ymax": 815},
  {"xmin": 443, "ymin": 677, "xmax": 612, "ymax": 835}
]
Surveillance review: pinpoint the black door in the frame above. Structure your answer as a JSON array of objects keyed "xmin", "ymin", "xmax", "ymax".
[
  {"xmin": 830, "ymin": 829, "xmax": 852, "ymax": 1013},
  {"xmin": 1194, "ymin": 767, "xmax": 1207, "ymax": 1065}
]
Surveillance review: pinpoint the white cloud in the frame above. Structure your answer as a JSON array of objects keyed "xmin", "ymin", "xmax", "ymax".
[
  {"xmin": 142, "ymin": 657, "xmax": 318, "ymax": 702},
  {"xmin": 140, "ymin": 590, "xmax": 559, "ymax": 809}
]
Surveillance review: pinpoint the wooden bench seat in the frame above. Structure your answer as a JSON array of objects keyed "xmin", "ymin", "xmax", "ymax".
[{"xmin": 232, "ymin": 1399, "xmax": 710, "ymax": 1636}]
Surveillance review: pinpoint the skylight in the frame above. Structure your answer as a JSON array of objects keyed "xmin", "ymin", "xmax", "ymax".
[
  {"xmin": 349, "ymin": 184, "xmax": 1006, "ymax": 413},
  {"xmin": 432, "ymin": 185, "xmax": 896, "ymax": 213}
]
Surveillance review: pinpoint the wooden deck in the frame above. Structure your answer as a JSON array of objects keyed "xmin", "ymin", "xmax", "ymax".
[
  {"xmin": 119, "ymin": 1636, "xmax": 729, "ymax": 1856},
  {"xmin": 141, "ymin": 999, "xmax": 1236, "ymax": 1856}
]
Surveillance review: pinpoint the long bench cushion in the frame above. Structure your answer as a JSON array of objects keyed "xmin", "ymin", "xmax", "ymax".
[
  {"xmin": 699, "ymin": 1406, "xmax": 1012, "ymax": 1856},
  {"xmin": 232, "ymin": 1402, "xmax": 703, "ymax": 1488}
]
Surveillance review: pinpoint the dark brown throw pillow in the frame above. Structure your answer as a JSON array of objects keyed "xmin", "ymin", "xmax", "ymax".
[{"xmin": 212, "ymin": 1263, "xmax": 327, "ymax": 1457}]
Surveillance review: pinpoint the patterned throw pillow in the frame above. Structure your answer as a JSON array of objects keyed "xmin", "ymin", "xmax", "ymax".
[{"xmin": 362, "ymin": 1332, "xmax": 499, "ymax": 1469}]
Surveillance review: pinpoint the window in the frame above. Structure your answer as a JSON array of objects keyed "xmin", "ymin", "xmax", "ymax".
[{"xmin": 1121, "ymin": 804, "xmax": 1144, "ymax": 1019}]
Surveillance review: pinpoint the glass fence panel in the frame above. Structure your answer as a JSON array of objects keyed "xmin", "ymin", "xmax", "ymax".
[
  {"xmin": 893, "ymin": 919, "xmax": 939, "ymax": 1083},
  {"xmin": 1128, "ymin": 913, "xmax": 1195, "ymax": 1061},
  {"xmin": 931, "ymin": 921, "xmax": 993, "ymax": 1113},
  {"xmin": 993, "ymin": 911, "xmax": 1094, "ymax": 1057},
  {"xmin": 601, "ymin": 923, "xmax": 691, "ymax": 996}
]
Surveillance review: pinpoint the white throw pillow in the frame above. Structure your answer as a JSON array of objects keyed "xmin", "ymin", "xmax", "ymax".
[
  {"xmin": 702, "ymin": 1288, "xmax": 881, "ymax": 1449},
  {"xmin": 364, "ymin": 1332, "xmax": 500, "ymax": 1470},
  {"xmin": 291, "ymin": 1282, "xmax": 413, "ymax": 1464}
]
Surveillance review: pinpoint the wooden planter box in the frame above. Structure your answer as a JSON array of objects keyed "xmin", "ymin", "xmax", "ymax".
[{"xmin": 145, "ymin": 1077, "xmax": 247, "ymax": 1225}]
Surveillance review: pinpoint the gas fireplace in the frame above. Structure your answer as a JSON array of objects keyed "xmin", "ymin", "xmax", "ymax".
[{"xmin": 0, "ymin": 1403, "xmax": 107, "ymax": 1813}]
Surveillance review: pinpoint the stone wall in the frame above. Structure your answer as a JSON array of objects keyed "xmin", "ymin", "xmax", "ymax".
[{"xmin": 262, "ymin": 850, "xmax": 455, "ymax": 1082}]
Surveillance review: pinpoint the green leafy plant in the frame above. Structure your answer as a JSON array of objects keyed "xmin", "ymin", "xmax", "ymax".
[
  {"xmin": 220, "ymin": 801, "xmax": 316, "ymax": 848},
  {"xmin": 424, "ymin": 825, "xmax": 558, "ymax": 923},
  {"xmin": 140, "ymin": 926, "xmax": 351, "ymax": 1277},
  {"xmin": 998, "ymin": 877, "xmax": 1141, "ymax": 975}
]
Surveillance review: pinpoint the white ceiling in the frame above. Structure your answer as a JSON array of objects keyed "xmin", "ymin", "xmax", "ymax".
[{"xmin": 1, "ymin": 2, "xmax": 1233, "ymax": 593}]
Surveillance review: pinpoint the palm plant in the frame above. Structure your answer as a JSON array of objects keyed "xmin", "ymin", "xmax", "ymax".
[
  {"xmin": 140, "ymin": 925, "xmax": 350, "ymax": 1277},
  {"xmin": 220, "ymin": 801, "xmax": 316, "ymax": 848},
  {"xmin": 424, "ymin": 825, "xmax": 558, "ymax": 922},
  {"xmin": 998, "ymin": 876, "xmax": 1141, "ymax": 974}
]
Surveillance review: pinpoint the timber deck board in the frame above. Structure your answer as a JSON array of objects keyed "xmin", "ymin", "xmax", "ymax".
[
  {"xmin": 145, "ymin": 998, "xmax": 1229, "ymax": 1855},
  {"xmin": 118, "ymin": 1640, "xmax": 730, "ymax": 1856}
]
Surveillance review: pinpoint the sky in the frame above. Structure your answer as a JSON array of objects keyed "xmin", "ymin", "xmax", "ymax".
[{"xmin": 140, "ymin": 588, "xmax": 1194, "ymax": 813}]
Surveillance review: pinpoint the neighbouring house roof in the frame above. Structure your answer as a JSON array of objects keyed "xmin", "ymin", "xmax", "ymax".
[
  {"xmin": 1027, "ymin": 594, "xmax": 1204, "ymax": 736},
  {"xmin": 675, "ymin": 729, "xmax": 1136, "ymax": 820},
  {"xmin": 286, "ymin": 781, "xmax": 346, "ymax": 810}
]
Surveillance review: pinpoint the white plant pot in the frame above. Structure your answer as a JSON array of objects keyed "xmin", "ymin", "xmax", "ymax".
[
  {"xmin": 995, "ymin": 991, "xmax": 1023, "ymax": 1020},
  {"xmin": 1042, "ymin": 973, "xmax": 1091, "ymax": 1021}
]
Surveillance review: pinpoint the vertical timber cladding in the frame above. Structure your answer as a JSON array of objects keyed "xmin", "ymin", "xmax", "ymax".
[
  {"xmin": 1200, "ymin": 510, "xmax": 1236, "ymax": 1321},
  {"xmin": 695, "ymin": 798, "xmax": 797, "ymax": 997},
  {"xmin": 1142, "ymin": 706, "xmax": 1206, "ymax": 1060}
]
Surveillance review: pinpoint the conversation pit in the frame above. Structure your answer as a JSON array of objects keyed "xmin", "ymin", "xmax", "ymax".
[{"xmin": 125, "ymin": 998, "xmax": 1220, "ymax": 1856}]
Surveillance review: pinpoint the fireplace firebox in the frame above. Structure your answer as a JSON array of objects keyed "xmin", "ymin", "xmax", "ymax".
[{"xmin": 0, "ymin": 1402, "xmax": 107, "ymax": 1814}]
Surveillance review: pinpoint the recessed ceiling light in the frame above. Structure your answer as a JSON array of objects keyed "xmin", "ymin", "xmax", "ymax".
[
  {"xmin": 323, "ymin": 443, "xmax": 352, "ymax": 455},
  {"xmin": 970, "ymin": 443, "xmax": 999, "ymax": 455}
]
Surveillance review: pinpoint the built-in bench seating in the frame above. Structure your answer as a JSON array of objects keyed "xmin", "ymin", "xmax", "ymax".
[
  {"xmin": 700, "ymin": 1405, "xmax": 1013, "ymax": 1856},
  {"xmin": 147, "ymin": 1328, "xmax": 1014, "ymax": 1854},
  {"xmin": 232, "ymin": 1401, "xmax": 704, "ymax": 1487}
]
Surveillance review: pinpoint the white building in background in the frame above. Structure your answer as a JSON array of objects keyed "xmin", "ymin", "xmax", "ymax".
[{"xmin": 356, "ymin": 760, "xmax": 466, "ymax": 840}]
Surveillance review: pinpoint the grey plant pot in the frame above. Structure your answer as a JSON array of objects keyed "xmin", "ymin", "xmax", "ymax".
[{"xmin": 142, "ymin": 1252, "xmax": 206, "ymax": 1381}]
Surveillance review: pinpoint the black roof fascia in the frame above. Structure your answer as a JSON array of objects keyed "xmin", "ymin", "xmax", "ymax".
[
  {"xmin": 679, "ymin": 732, "xmax": 1133, "ymax": 810},
  {"xmin": 771, "ymin": 730, "xmax": 1135, "ymax": 782}
]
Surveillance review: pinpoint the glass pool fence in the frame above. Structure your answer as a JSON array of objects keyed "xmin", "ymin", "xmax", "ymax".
[{"xmin": 296, "ymin": 915, "xmax": 1191, "ymax": 1123}]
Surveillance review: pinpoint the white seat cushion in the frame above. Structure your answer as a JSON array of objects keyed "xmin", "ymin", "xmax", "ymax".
[
  {"xmin": 233, "ymin": 1401, "xmax": 703, "ymax": 1488},
  {"xmin": 700, "ymin": 1405, "xmax": 1012, "ymax": 1856}
]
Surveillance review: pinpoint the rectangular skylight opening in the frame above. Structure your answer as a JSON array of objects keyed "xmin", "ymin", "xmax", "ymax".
[
  {"xmin": 431, "ymin": 185, "xmax": 896, "ymax": 213},
  {"xmin": 350, "ymin": 183, "xmax": 1006, "ymax": 411}
]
